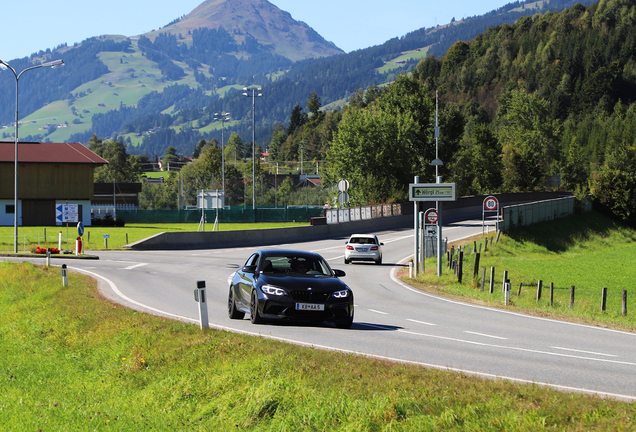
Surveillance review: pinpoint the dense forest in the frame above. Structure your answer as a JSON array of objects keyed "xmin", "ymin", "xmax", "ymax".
[{"xmin": 121, "ymin": 0, "xmax": 599, "ymax": 157}]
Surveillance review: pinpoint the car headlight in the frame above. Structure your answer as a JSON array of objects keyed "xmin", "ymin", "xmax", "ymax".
[
  {"xmin": 261, "ymin": 285, "xmax": 286, "ymax": 296},
  {"xmin": 332, "ymin": 289, "xmax": 350, "ymax": 299}
]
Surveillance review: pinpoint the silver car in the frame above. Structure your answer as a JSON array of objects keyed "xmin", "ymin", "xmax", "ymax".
[{"xmin": 344, "ymin": 234, "xmax": 383, "ymax": 265}]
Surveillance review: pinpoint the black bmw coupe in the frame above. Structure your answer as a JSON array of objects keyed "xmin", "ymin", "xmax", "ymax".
[{"xmin": 228, "ymin": 249, "xmax": 354, "ymax": 328}]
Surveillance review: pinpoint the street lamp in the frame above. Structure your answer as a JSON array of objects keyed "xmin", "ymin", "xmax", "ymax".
[
  {"xmin": 243, "ymin": 87, "xmax": 262, "ymax": 209},
  {"xmin": 0, "ymin": 58, "xmax": 64, "ymax": 253},
  {"xmin": 214, "ymin": 111, "xmax": 230, "ymax": 204}
]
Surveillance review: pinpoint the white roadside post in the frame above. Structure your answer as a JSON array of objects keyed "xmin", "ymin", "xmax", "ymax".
[
  {"xmin": 61, "ymin": 264, "xmax": 68, "ymax": 287},
  {"xmin": 194, "ymin": 281, "xmax": 209, "ymax": 329},
  {"xmin": 46, "ymin": 248, "xmax": 51, "ymax": 267},
  {"xmin": 58, "ymin": 231, "xmax": 62, "ymax": 251}
]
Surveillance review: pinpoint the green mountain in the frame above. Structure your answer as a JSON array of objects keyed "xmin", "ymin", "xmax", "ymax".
[{"xmin": 0, "ymin": 0, "xmax": 597, "ymax": 159}]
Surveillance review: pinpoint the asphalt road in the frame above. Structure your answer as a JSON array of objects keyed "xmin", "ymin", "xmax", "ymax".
[{"xmin": 6, "ymin": 219, "xmax": 636, "ymax": 401}]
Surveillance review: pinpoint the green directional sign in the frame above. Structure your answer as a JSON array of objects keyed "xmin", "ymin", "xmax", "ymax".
[{"xmin": 409, "ymin": 183, "xmax": 456, "ymax": 201}]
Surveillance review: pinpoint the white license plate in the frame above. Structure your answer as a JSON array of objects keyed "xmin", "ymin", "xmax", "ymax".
[
  {"xmin": 356, "ymin": 248, "xmax": 368, "ymax": 252},
  {"xmin": 296, "ymin": 303, "xmax": 325, "ymax": 311}
]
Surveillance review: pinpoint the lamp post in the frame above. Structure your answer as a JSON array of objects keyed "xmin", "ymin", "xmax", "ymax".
[
  {"xmin": 243, "ymin": 87, "xmax": 262, "ymax": 209},
  {"xmin": 214, "ymin": 111, "xmax": 230, "ymax": 204},
  {"xmin": 0, "ymin": 58, "xmax": 64, "ymax": 253}
]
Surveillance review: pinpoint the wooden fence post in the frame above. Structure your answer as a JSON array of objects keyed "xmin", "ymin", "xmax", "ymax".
[
  {"xmin": 601, "ymin": 287, "xmax": 608, "ymax": 311},
  {"xmin": 570, "ymin": 286, "xmax": 575, "ymax": 309},
  {"xmin": 458, "ymin": 251, "xmax": 463, "ymax": 283},
  {"xmin": 517, "ymin": 282, "xmax": 523, "ymax": 297},
  {"xmin": 536, "ymin": 280, "xmax": 543, "ymax": 302},
  {"xmin": 550, "ymin": 282, "xmax": 554, "ymax": 307},
  {"xmin": 489, "ymin": 267, "xmax": 495, "ymax": 294},
  {"xmin": 480, "ymin": 267, "xmax": 486, "ymax": 292},
  {"xmin": 623, "ymin": 290, "xmax": 627, "ymax": 316},
  {"xmin": 473, "ymin": 253, "xmax": 481, "ymax": 278}
]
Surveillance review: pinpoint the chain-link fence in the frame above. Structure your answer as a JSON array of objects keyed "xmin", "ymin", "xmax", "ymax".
[{"xmin": 116, "ymin": 206, "xmax": 325, "ymax": 224}]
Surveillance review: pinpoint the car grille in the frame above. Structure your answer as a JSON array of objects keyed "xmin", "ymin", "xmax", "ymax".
[{"xmin": 289, "ymin": 291, "xmax": 330, "ymax": 302}]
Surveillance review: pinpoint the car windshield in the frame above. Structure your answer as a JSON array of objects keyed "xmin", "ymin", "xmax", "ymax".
[{"xmin": 260, "ymin": 255, "xmax": 330, "ymax": 275}]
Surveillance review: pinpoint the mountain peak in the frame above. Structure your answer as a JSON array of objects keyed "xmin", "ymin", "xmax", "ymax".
[{"xmin": 143, "ymin": 0, "xmax": 343, "ymax": 61}]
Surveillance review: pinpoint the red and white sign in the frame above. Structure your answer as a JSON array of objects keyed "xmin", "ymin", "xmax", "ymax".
[
  {"xmin": 483, "ymin": 196, "xmax": 499, "ymax": 211},
  {"xmin": 425, "ymin": 209, "xmax": 439, "ymax": 224}
]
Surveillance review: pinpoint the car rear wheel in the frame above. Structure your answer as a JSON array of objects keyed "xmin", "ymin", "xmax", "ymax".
[
  {"xmin": 250, "ymin": 290, "xmax": 266, "ymax": 324},
  {"xmin": 375, "ymin": 256, "xmax": 382, "ymax": 265},
  {"xmin": 335, "ymin": 315, "xmax": 353, "ymax": 329},
  {"xmin": 228, "ymin": 286, "xmax": 245, "ymax": 320},
  {"xmin": 344, "ymin": 257, "xmax": 350, "ymax": 264}
]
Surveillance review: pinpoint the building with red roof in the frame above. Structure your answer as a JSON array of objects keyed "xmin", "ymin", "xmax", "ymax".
[{"xmin": 0, "ymin": 142, "xmax": 107, "ymax": 226}]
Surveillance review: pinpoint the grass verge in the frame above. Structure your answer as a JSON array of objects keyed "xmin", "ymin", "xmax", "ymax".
[
  {"xmin": 401, "ymin": 211, "xmax": 636, "ymax": 332},
  {"xmin": 1, "ymin": 260, "xmax": 636, "ymax": 430},
  {"xmin": 0, "ymin": 222, "xmax": 308, "ymax": 252}
]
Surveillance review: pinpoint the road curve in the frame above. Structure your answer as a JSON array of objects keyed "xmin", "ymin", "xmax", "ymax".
[{"xmin": 5, "ymin": 219, "xmax": 636, "ymax": 401}]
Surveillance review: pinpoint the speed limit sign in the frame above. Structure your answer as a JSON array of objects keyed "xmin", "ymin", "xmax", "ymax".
[
  {"xmin": 425, "ymin": 209, "xmax": 439, "ymax": 224},
  {"xmin": 483, "ymin": 196, "xmax": 499, "ymax": 211}
]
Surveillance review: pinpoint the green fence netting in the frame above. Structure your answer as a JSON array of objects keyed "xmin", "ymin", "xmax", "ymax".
[{"xmin": 115, "ymin": 207, "xmax": 326, "ymax": 224}]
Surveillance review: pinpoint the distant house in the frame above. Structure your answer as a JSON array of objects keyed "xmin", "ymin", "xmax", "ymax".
[{"xmin": 0, "ymin": 142, "xmax": 107, "ymax": 226}]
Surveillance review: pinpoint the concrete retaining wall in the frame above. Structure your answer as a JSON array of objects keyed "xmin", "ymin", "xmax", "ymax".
[{"xmin": 125, "ymin": 191, "xmax": 572, "ymax": 250}]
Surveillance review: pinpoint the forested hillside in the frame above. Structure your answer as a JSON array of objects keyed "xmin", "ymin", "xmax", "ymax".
[
  {"xmin": 0, "ymin": 0, "xmax": 596, "ymax": 160},
  {"xmin": 321, "ymin": 0, "xmax": 636, "ymax": 225}
]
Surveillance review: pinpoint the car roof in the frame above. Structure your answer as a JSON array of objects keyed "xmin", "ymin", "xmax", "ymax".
[
  {"xmin": 349, "ymin": 234, "xmax": 376, "ymax": 238},
  {"xmin": 257, "ymin": 249, "xmax": 323, "ymax": 259}
]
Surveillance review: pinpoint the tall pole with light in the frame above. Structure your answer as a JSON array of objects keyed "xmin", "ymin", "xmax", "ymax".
[
  {"xmin": 243, "ymin": 87, "xmax": 262, "ymax": 209},
  {"xmin": 431, "ymin": 91, "xmax": 444, "ymax": 277},
  {"xmin": 0, "ymin": 58, "xmax": 64, "ymax": 253},
  {"xmin": 214, "ymin": 111, "xmax": 230, "ymax": 204}
]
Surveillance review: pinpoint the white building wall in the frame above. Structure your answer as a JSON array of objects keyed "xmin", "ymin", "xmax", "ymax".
[{"xmin": 0, "ymin": 200, "xmax": 20, "ymax": 226}]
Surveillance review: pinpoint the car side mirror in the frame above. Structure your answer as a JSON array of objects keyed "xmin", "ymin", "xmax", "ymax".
[
  {"xmin": 333, "ymin": 269, "xmax": 346, "ymax": 277},
  {"xmin": 380, "ymin": 243, "xmax": 384, "ymax": 246},
  {"xmin": 242, "ymin": 265, "xmax": 258, "ymax": 273}
]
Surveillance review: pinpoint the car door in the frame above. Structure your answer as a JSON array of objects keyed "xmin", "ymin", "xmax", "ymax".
[{"xmin": 237, "ymin": 253, "xmax": 260, "ymax": 305}]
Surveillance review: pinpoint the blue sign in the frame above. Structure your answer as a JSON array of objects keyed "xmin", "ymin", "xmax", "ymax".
[{"xmin": 77, "ymin": 222, "xmax": 84, "ymax": 237}]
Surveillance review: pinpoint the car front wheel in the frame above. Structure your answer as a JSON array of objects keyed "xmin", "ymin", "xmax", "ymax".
[
  {"xmin": 335, "ymin": 315, "xmax": 353, "ymax": 329},
  {"xmin": 228, "ymin": 286, "xmax": 245, "ymax": 320},
  {"xmin": 250, "ymin": 290, "xmax": 266, "ymax": 324}
]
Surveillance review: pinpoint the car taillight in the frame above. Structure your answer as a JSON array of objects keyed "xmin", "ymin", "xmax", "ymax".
[
  {"xmin": 346, "ymin": 245, "xmax": 354, "ymax": 250},
  {"xmin": 370, "ymin": 246, "xmax": 378, "ymax": 250}
]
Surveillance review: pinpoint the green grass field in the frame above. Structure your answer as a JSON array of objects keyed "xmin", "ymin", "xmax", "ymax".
[
  {"xmin": 2, "ymin": 260, "xmax": 635, "ymax": 430},
  {"xmin": 405, "ymin": 212, "xmax": 636, "ymax": 332},
  {"xmin": 0, "ymin": 222, "xmax": 309, "ymax": 252},
  {"xmin": 377, "ymin": 47, "xmax": 430, "ymax": 74}
]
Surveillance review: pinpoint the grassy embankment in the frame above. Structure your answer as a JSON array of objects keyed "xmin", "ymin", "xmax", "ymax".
[
  {"xmin": 403, "ymin": 211, "xmax": 636, "ymax": 332},
  {"xmin": 2, "ymin": 260, "xmax": 636, "ymax": 430},
  {"xmin": 0, "ymin": 222, "xmax": 309, "ymax": 253}
]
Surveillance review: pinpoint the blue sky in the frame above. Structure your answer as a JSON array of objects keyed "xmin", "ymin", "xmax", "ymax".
[{"xmin": 1, "ymin": 0, "xmax": 510, "ymax": 62}]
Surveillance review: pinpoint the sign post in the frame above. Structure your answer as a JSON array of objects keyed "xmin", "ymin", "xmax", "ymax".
[
  {"xmin": 482, "ymin": 196, "xmax": 500, "ymax": 235},
  {"xmin": 410, "ymin": 183, "xmax": 455, "ymax": 277}
]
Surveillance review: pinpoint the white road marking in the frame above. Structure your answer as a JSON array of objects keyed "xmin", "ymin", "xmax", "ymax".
[
  {"xmin": 368, "ymin": 309, "xmax": 388, "ymax": 315},
  {"xmin": 376, "ymin": 326, "xmax": 636, "ymax": 367},
  {"xmin": 464, "ymin": 331, "xmax": 508, "ymax": 340},
  {"xmin": 406, "ymin": 319, "xmax": 436, "ymax": 326},
  {"xmin": 551, "ymin": 347, "xmax": 617, "ymax": 357},
  {"xmin": 122, "ymin": 263, "xmax": 148, "ymax": 270}
]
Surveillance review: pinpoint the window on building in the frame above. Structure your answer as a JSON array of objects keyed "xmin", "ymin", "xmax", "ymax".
[{"xmin": 6, "ymin": 205, "xmax": 15, "ymax": 214}]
